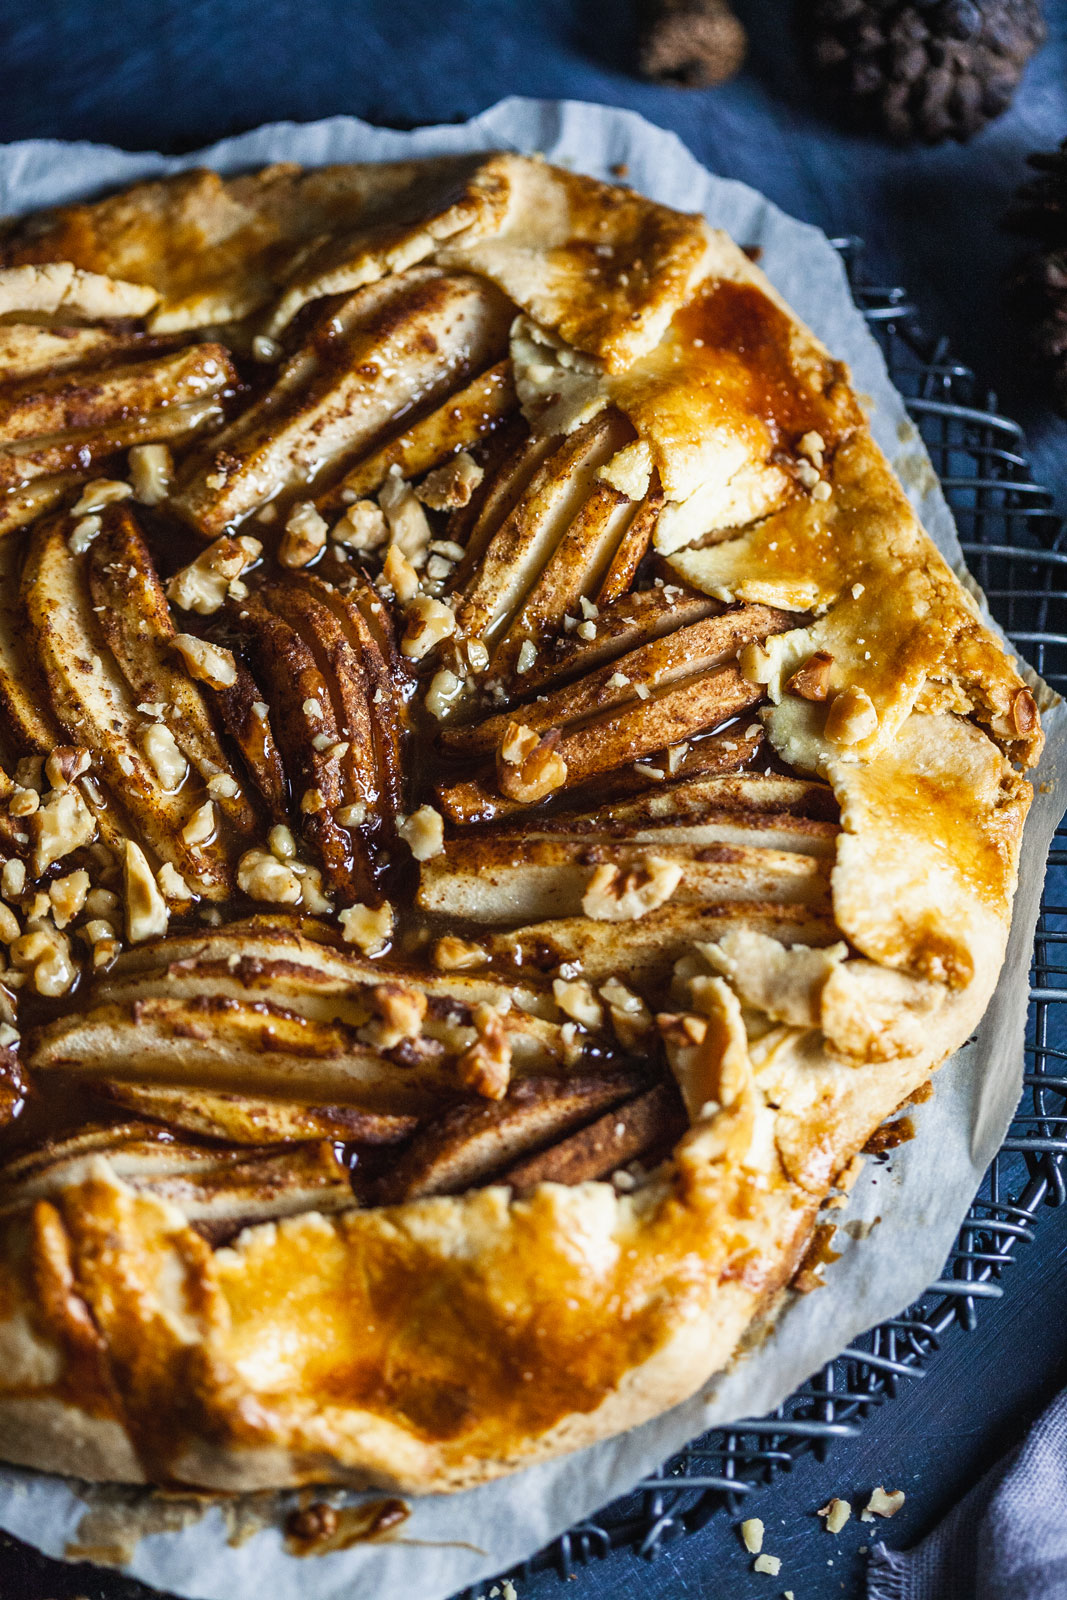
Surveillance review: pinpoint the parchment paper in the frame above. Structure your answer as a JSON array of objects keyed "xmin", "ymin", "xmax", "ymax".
[{"xmin": 0, "ymin": 97, "xmax": 1062, "ymax": 1600}]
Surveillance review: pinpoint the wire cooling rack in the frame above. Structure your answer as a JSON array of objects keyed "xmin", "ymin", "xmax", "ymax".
[{"xmin": 456, "ymin": 240, "xmax": 1067, "ymax": 1598}]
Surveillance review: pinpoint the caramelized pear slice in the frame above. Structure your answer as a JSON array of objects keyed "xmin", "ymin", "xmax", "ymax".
[
  {"xmin": 174, "ymin": 269, "xmax": 513, "ymax": 537},
  {"xmin": 87, "ymin": 503, "xmax": 258, "ymax": 837},
  {"xmin": 377, "ymin": 1070, "xmax": 648, "ymax": 1203},
  {"xmin": 233, "ymin": 590, "xmax": 357, "ymax": 896},
  {"xmin": 436, "ymin": 724, "xmax": 765, "ymax": 827},
  {"xmin": 484, "ymin": 901, "xmax": 841, "ymax": 992},
  {"xmin": 95, "ymin": 1078, "xmax": 417, "ymax": 1147},
  {"xmin": 0, "ymin": 343, "xmax": 233, "ymax": 444},
  {"xmin": 442, "ymin": 605, "xmax": 789, "ymax": 760},
  {"xmin": 0, "ymin": 393, "xmax": 225, "ymax": 492},
  {"xmin": 319, "ymin": 358, "xmax": 516, "ymax": 511},
  {"xmin": 503, "ymin": 1082, "xmax": 686, "ymax": 1191},
  {"xmin": 487, "ymin": 480, "xmax": 639, "ymax": 680},
  {"xmin": 24, "ymin": 516, "xmax": 234, "ymax": 896},
  {"xmin": 453, "ymin": 410, "xmax": 633, "ymax": 646},
  {"xmin": 0, "ymin": 1128, "xmax": 355, "ymax": 1245},
  {"xmin": 418, "ymin": 835, "xmax": 832, "ymax": 924},
  {"xmin": 504, "ymin": 582, "xmax": 720, "ymax": 698}
]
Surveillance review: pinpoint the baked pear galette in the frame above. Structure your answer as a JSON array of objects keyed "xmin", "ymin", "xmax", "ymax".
[{"xmin": 0, "ymin": 154, "xmax": 1041, "ymax": 1492}]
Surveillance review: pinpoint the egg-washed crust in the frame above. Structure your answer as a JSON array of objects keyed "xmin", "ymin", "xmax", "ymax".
[{"xmin": 0, "ymin": 154, "xmax": 1042, "ymax": 1493}]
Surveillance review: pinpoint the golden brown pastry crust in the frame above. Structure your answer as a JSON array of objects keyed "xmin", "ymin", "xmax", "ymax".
[{"xmin": 0, "ymin": 154, "xmax": 1041, "ymax": 1493}]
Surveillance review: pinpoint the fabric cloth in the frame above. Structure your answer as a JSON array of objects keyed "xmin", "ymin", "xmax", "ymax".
[{"xmin": 868, "ymin": 1386, "xmax": 1067, "ymax": 1600}]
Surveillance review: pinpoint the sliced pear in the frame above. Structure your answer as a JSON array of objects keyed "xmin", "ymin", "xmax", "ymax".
[
  {"xmin": 174, "ymin": 270, "xmax": 513, "ymax": 536},
  {"xmin": 503, "ymin": 1082, "xmax": 686, "ymax": 1190},
  {"xmin": 319, "ymin": 358, "xmax": 516, "ymax": 511},
  {"xmin": 24, "ymin": 516, "xmax": 234, "ymax": 897},
  {"xmin": 418, "ymin": 835, "xmax": 832, "ymax": 924},
  {"xmin": 87, "ymin": 503, "xmax": 258, "ymax": 837},
  {"xmin": 377, "ymin": 1070, "xmax": 647, "ymax": 1203}
]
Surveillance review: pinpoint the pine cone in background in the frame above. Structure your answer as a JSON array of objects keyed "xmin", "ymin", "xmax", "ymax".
[
  {"xmin": 637, "ymin": 0, "xmax": 748, "ymax": 87},
  {"xmin": 805, "ymin": 0, "xmax": 1046, "ymax": 143},
  {"xmin": 1006, "ymin": 138, "xmax": 1067, "ymax": 416}
]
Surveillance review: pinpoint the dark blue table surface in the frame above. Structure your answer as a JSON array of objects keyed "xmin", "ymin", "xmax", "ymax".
[{"xmin": 1, "ymin": 4, "xmax": 1066, "ymax": 1598}]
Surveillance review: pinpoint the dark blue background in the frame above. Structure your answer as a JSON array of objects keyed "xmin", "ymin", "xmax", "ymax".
[{"xmin": 0, "ymin": 3, "xmax": 1065, "ymax": 1597}]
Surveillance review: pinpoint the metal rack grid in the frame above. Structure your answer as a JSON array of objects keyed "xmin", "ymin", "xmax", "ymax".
[{"xmin": 457, "ymin": 239, "xmax": 1067, "ymax": 1597}]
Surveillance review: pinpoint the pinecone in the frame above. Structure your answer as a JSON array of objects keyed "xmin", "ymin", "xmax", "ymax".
[
  {"xmin": 637, "ymin": 0, "xmax": 748, "ymax": 88},
  {"xmin": 804, "ymin": 0, "xmax": 1046, "ymax": 144},
  {"xmin": 1006, "ymin": 139, "xmax": 1067, "ymax": 415}
]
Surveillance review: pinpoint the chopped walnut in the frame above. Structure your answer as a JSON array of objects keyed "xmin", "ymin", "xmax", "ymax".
[
  {"xmin": 599, "ymin": 977, "xmax": 655, "ymax": 1050},
  {"xmin": 32, "ymin": 787, "xmax": 97, "ymax": 874},
  {"xmin": 236, "ymin": 848, "xmax": 301, "ymax": 905},
  {"xmin": 818, "ymin": 1498, "xmax": 851, "ymax": 1534},
  {"xmin": 582, "ymin": 856, "xmax": 683, "ymax": 922},
  {"xmin": 166, "ymin": 534, "xmax": 261, "ymax": 615},
  {"xmin": 300, "ymin": 787, "xmax": 325, "ymax": 815},
  {"xmin": 496, "ymin": 722, "xmax": 568, "ymax": 804},
  {"xmin": 500, "ymin": 722, "xmax": 538, "ymax": 766},
  {"xmin": 461, "ymin": 640, "xmax": 486, "ymax": 674},
  {"xmin": 296, "ymin": 863, "xmax": 332, "ymax": 914},
  {"xmin": 123, "ymin": 841, "xmax": 169, "ymax": 942},
  {"xmin": 366, "ymin": 982, "xmax": 426, "ymax": 1049},
  {"xmin": 268, "ymin": 823, "xmax": 297, "ymax": 860},
  {"xmin": 398, "ymin": 805, "xmax": 445, "ymax": 862},
  {"xmin": 172, "ymin": 633, "xmax": 237, "ymax": 690},
  {"xmin": 740, "ymin": 1518, "xmax": 764, "ymax": 1554},
  {"xmin": 379, "ymin": 472, "xmax": 431, "ymax": 565},
  {"xmin": 207, "ymin": 773, "xmax": 240, "ymax": 801},
  {"xmin": 10, "ymin": 924, "xmax": 76, "ymax": 997},
  {"xmin": 416, "ymin": 450, "xmax": 484, "ymax": 512},
  {"xmin": 811, "ymin": 479, "xmax": 832, "ymax": 502},
  {"xmin": 516, "ymin": 639, "xmax": 537, "ymax": 675},
  {"xmin": 336, "ymin": 801, "xmax": 366, "ymax": 828},
  {"xmin": 382, "ymin": 543, "xmax": 420, "ymax": 603},
  {"xmin": 862, "ymin": 1487, "xmax": 905, "ymax": 1521},
  {"xmin": 798, "ymin": 430, "xmax": 826, "ymax": 467},
  {"xmin": 332, "ymin": 500, "xmax": 389, "ymax": 551},
  {"xmin": 23, "ymin": 891, "xmax": 49, "ymax": 923},
  {"xmin": 338, "ymin": 901, "xmax": 393, "ymax": 955},
  {"xmin": 128, "ymin": 443, "xmax": 173, "ymax": 506},
  {"xmin": 786, "ymin": 650, "xmax": 835, "ymax": 702},
  {"xmin": 44, "ymin": 746, "xmax": 91, "ymax": 789},
  {"xmin": 71, "ymin": 478, "xmax": 132, "ymax": 515},
  {"xmin": 139, "ymin": 722, "xmax": 188, "ymax": 791},
  {"xmin": 401, "ymin": 595, "xmax": 456, "ymax": 660},
  {"xmin": 0, "ymin": 860, "xmax": 25, "ymax": 901},
  {"xmin": 825, "ymin": 684, "xmax": 878, "ymax": 746},
  {"xmin": 425, "ymin": 667, "xmax": 465, "ymax": 721},
  {"xmin": 456, "ymin": 1002, "xmax": 512, "ymax": 1099},
  {"xmin": 0, "ymin": 904, "xmax": 19, "ymax": 944},
  {"xmin": 80, "ymin": 916, "xmax": 119, "ymax": 965},
  {"xmin": 68, "ymin": 515, "xmax": 102, "ymax": 556},
  {"xmin": 156, "ymin": 862, "xmax": 192, "ymax": 904},
  {"xmin": 84, "ymin": 887, "xmax": 119, "ymax": 920},
  {"xmin": 182, "ymin": 802, "xmax": 216, "ymax": 847},
  {"xmin": 552, "ymin": 977, "xmax": 604, "ymax": 1029},
  {"xmin": 433, "ymin": 935, "xmax": 487, "ymax": 971},
  {"xmin": 8, "ymin": 788, "xmax": 39, "ymax": 817},
  {"xmin": 48, "ymin": 869, "xmax": 89, "ymax": 929},
  {"xmin": 280, "ymin": 501, "xmax": 328, "ymax": 568},
  {"xmin": 753, "ymin": 1554, "xmax": 781, "ymax": 1576},
  {"xmin": 14, "ymin": 757, "xmax": 44, "ymax": 792},
  {"xmin": 738, "ymin": 639, "xmax": 774, "ymax": 686}
]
